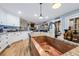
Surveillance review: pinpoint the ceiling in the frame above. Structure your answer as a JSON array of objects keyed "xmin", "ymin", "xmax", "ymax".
[{"xmin": 0, "ymin": 3, "xmax": 79, "ymax": 24}]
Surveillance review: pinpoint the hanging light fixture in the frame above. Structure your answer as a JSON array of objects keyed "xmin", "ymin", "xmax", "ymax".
[
  {"xmin": 38, "ymin": 3, "xmax": 49, "ymax": 19},
  {"xmin": 39, "ymin": 3, "xmax": 43, "ymax": 19}
]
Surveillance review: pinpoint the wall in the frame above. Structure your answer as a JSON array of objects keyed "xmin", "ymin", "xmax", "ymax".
[
  {"xmin": 61, "ymin": 9, "xmax": 79, "ymax": 33},
  {"xmin": 48, "ymin": 9, "xmax": 79, "ymax": 35}
]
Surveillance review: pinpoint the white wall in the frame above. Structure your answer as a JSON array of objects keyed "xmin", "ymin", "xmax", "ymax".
[{"xmin": 0, "ymin": 8, "xmax": 20, "ymax": 27}]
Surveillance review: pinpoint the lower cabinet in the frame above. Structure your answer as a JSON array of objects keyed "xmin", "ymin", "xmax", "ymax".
[
  {"xmin": 0, "ymin": 31, "xmax": 30, "ymax": 53},
  {"xmin": 0, "ymin": 40, "xmax": 8, "ymax": 52}
]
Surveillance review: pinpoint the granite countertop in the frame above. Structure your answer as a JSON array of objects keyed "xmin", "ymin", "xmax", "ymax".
[
  {"xmin": 0, "ymin": 32, "xmax": 7, "ymax": 35},
  {"xmin": 0, "ymin": 31, "xmax": 31, "ymax": 35},
  {"xmin": 63, "ymin": 46, "xmax": 79, "ymax": 56}
]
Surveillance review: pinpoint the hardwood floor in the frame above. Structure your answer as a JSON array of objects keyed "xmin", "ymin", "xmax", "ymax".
[{"xmin": 0, "ymin": 40, "xmax": 30, "ymax": 56}]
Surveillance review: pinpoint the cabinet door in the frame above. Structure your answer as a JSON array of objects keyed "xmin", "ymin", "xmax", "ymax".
[
  {"xmin": 6, "ymin": 14, "xmax": 20, "ymax": 26},
  {"xmin": 0, "ymin": 10, "xmax": 7, "ymax": 25},
  {"xmin": 76, "ymin": 18, "xmax": 79, "ymax": 33},
  {"xmin": 0, "ymin": 34, "xmax": 8, "ymax": 44},
  {"xmin": 0, "ymin": 42, "xmax": 8, "ymax": 52},
  {"xmin": 0, "ymin": 9, "xmax": 3, "ymax": 24},
  {"xmin": 0, "ymin": 34, "xmax": 8, "ymax": 52}
]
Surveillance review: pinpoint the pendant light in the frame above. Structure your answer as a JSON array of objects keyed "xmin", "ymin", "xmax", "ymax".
[{"xmin": 39, "ymin": 3, "xmax": 43, "ymax": 19}]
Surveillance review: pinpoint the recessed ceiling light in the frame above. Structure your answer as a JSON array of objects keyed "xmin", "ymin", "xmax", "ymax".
[
  {"xmin": 18, "ymin": 11, "xmax": 22, "ymax": 14},
  {"xmin": 52, "ymin": 3, "xmax": 61, "ymax": 9},
  {"xmin": 34, "ymin": 14, "xmax": 38, "ymax": 17}
]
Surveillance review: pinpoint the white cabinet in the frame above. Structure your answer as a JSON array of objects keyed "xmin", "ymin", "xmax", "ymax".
[
  {"xmin": 6, "ymin": 33, "xmax": 14, "ymax": 45},
  {"xmin": 0, "ymin": 34, "xmax": 8, "ymax": 52},
  {"xmin": 0, "ymin": 31, "xmax": 30, "ymax": 52},
  {"xmin": 6, "ymin": 14, "xmax": 20, "ymax": 26},
  {"xmin": 0, "ymin": 9, "xmax": 7, "ymax": 25},
  {"xmin": 0, "ymin": 8, "xmax": 20, "ymax": 26}
]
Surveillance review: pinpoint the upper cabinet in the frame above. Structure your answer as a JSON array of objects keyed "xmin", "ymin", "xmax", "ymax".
[
  {"xmin": 0, "ymin": 9, "xmax": 20, "ymax": 27},
  {"xmin": 0, "ymin": 9, "xmax": 7, "ymax": 25},
  {"xmin": 6, "ymin": 14, "xmax": 20, "ymax": 26}
]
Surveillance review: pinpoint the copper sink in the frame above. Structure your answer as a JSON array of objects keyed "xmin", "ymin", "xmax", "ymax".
[{"xmin": 31, "ymin": 36, "xmax": 77, "ymax": 56}]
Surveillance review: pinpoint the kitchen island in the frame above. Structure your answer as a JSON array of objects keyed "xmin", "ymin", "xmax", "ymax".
[{"xmin": 0, "ymin": 31, "xmax": 30, "ymax": 53}]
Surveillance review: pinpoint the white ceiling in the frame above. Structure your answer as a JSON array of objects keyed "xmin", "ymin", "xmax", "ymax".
[{"xmin": 0, "ymin": 3, "xmax": 79, "ymax": 24}]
